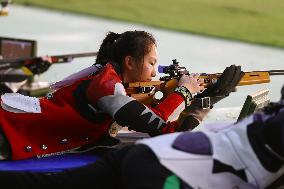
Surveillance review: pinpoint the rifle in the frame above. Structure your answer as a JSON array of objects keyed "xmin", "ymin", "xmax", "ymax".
[
  {"xmin": 0, "ymin": 51, "xmax": 98, "ymax": 75},
  {"xmin": 125, "ymin": 59, "xmax": 284, "ymax": 106},
  {"xmin": 0, "ymin": 51, "xmax": 98, "ymax": 71}
]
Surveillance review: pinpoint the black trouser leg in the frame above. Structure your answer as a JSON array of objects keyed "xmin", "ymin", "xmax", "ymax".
[{"xmin": 120, "ymin": 144, "xmax": 185, "ymax": 189}]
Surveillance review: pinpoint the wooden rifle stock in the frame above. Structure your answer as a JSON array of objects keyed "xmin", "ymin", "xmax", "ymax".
[
  {"xmin": 126, "ymin": 70, "xmax": 283, "ymax": 106},
  {"xmin": 125, "ymin": 81, "xmax": 163, "ymax": 105},
  {"xmin": 199, "ymin": 71, "xmax": 271, "ymax": 87}
]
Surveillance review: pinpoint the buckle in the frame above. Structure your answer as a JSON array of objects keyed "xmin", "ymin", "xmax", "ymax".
[{"xmin": 201, "ymin": 97, "xmax": 211, "ymax": 109}]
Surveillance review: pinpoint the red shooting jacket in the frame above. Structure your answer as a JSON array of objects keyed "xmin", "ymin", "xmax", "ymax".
[{"xmin": 0, "ymin": 64, "xmax": 186, "ymax": 160}]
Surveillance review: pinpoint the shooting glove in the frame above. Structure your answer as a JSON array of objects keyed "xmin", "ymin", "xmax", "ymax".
[
  {"xmin": 177, "ymin": 99, "xmax": 210, "ymax": 131},
  {"xmin": 25, "ymin": 58, "xmax": 51, "ymax": 74},
  {"xmin": 194, "ymin": 65, "xmax": 245, "ymax": 108}
]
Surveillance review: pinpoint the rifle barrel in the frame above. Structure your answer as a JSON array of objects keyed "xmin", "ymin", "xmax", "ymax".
[
  {"xmin": 53, "ymin": 52, "xmax": 98, "ymax": 59},
  {"xmin": 267, "ymin": 70, "xmax": 284, "ymax": 75},
  {"xmin": 248, "ymin": 70, "xmax": 284, "ymax": 76},
  {"xmin": 0, "ymin": 51, "xmax": 98, "ymax": 70}
]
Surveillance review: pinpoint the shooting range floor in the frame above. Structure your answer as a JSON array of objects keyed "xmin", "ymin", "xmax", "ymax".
[{"xmin": 1, "ymin": 4, "xmax": 284, "ymax": 124}]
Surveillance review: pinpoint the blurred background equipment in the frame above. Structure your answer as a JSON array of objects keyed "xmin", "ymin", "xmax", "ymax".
[
  {"xmin": 0, "ymin": 51, "xmax": 98, "ymax": 72},
  {"xmin": 0, "ymin": 36, "xmax": 51, "ymax": 96},
  {"xmin": 0, "ymin": 36, "xmax": 37, "ymax": 95},
  {"xmin": 0, "ymin": 36, "xmax": 98, "ymax": 96},
  {"xmin": 0, "ymin": 0, "xmax": 11, "ymax": 16},
  {"xmin": 0, "ymin": 36, "xmax": 37, "ymax": 59}
]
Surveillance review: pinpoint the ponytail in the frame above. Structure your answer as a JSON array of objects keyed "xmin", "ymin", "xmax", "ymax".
[{"xmin": 95, "ymin": 32, "xmax": 120, "ymax": 66}]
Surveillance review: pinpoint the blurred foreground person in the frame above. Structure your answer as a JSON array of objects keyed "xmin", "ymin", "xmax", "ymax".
[{"xmin": 0, "ymin": 86, "xmax": 283, "ymax": 189}]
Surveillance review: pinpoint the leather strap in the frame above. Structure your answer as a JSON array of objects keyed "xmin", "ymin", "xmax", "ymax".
[{"xmin": 193, "ymin": 97, "xmax": 212, "ymax": 109}]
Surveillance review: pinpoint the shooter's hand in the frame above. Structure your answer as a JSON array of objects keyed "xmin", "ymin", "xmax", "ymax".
[
  {"xmin": 195, "ymin": 65, "xmax": 244, "ymax": 107},
  {"xmin": 178, "ymin": 74, "xmax": 204, "ymax": 94}
]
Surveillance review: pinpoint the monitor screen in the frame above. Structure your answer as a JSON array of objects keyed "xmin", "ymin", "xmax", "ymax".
[{"xmin": 0, "ymin": 37, "xmax": 37, "ymax": 59}]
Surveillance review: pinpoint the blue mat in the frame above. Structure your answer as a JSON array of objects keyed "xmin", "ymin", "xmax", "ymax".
[{"xmin": 0, "ymin": 153, "xmax": 100, "ymax": 172}]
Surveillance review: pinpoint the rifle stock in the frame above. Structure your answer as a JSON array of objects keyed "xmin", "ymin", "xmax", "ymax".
[
  {"xmin": 125, "ymin": 81, "xmax": 162, "ymax": 105},
  {"xmin": 238, "ymin": 71, "xmax": 270, "ymax": 86}
]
